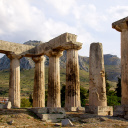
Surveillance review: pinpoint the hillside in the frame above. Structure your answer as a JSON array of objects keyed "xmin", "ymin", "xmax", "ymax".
[
  {"xmin": 0, "ymin": 41, "xmax": 121, "ymax": 97},
  {"xmin": 0, "ymin": 40, "xmax": 121, "ymax": 81}
]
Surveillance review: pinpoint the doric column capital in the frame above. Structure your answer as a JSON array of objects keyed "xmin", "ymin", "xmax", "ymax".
[
  {"xmin": 32, "ymin": 55, "xmax": 45, "ymax": 63},
  {"xmin": 112, "ymin": 16, "xmax": 128, "ymax": 32},
  {"xmin": 46, "ymin": 50, "xmax": 63, "ymax": 57},
  {"xmin": 7, "ymin": 53, "xmax": 22, "ymax": 60}
]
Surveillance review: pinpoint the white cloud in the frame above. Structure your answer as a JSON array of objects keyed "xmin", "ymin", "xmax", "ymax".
[
  {"xmin": 107, "ymin": 6, "xmax": 128, "ymax": 20},
  {"xmin": 44, "ymin": 0, "xmax": 76, "ymax": 15}
]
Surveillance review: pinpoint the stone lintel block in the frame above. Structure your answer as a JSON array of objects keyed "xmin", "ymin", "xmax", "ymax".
[
  {"xmin": 36, "ymin": 33, "xmax": 82, "ymax": 55},
  {"xmin": 0, "ymin": 40, "xmax": 35, "ymax": 56},
  {"xmin": 85, "ymin": 106, "xmax": 113, "ymax": 116},
  {"xmin": 112, "ymin": 16, "xmax": 128, "ymax": 32}
]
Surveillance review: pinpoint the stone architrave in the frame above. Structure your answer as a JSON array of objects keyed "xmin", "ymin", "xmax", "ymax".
[
  {"xmin": 32, "ymin": 55, "xmax": 45, "ymax": 107},
  {"xmin": 47, "ymin": 51, "xmax": 63, "ymax": 107},
  {"xmin": 89, "ymin": 43, "xmax": 107, "ymax": 107},
  {"xmin": 7, "ymin": 54, "xmax": 21, "ymax": 108},
  {"xmin": 112, "ymin": 16, "xmax": 128, "ymax": 105},
  {"xmin": 65, "ymin": 49, "xmax": 81, "ymax": 111}
]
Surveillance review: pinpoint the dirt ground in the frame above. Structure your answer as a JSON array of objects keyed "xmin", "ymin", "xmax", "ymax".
[{"xmin": 0, "ymin": 109, "xmax": 128, "ymax": 128}]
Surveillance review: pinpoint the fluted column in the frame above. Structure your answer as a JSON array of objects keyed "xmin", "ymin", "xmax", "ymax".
[
  {"xmin": 32, "ymin": 56, "xmax": 45, "ymax": 107},
  {"xmin": 112, "ymin": 17, "xmax": 128, "ymax": 105},
  {"xmin": 7, "ymin": 54, "xmax": 21, "ymax": 108},
  {"xmin": 47, "ymin": 51, "xmax": 63, "ymax": 107},
  {"xmin": 65, "ymin": 49, "xmax": 81, "ymax": 110}
]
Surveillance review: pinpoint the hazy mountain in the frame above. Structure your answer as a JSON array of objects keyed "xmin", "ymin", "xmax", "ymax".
[{"xmin": 0, "ymin": 41, "xmax": 121, "ymax": 82}]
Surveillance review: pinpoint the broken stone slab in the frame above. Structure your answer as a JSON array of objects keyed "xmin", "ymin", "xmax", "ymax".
[
  {"xmin": 47, "ymin": 107, "xmax": 65, "ymax": 114},
  {"xmin": 31, "ymin": 107, "xmax": 47, "ymax": 114},
  {"xmin": 61, "ymin": 119, "xmax": 73, "ymax": 127},
  {"xmin": 4, "ymin": 101, "xmax": 11, "ymax": 109}
]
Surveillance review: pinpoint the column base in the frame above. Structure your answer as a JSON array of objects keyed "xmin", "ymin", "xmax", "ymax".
[
  {"xmin": 31, "ymin": 107, "xmax": 66, "ymax": 123},
  {"xmin": 65, "ymin": 106, "xmax": 85, "ymax": 112},
  {"xmin": 113, "ymin": 105, "xmax": 128, "ymax": 119},
  {"xmin": 85, "ymin": 105, "xmax": 113, "ymax": 116}
]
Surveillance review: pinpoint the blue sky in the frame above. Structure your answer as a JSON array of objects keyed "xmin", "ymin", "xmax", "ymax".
[{"xmin": 0, "ymin": 0, "xmax": 128, "ymax": 57}]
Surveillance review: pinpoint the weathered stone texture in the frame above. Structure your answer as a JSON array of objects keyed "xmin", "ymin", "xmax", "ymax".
[
  {"xmin": 0, "ymin": 32, "xmax": 82, "ymax": 110},
  {"xmin": 8, "ymin": 54, "xmax": 21, "ymax": 108},
  {"xmin": 0, "ymin": 40, "xmax": 35, "ymax": 56},
  {"xmin": 65, "ymin": 49, "xmax": 81, "ymax": 111},
  {"xmin": 35, "ymin": 33, "xmax": 82, "ymax": 55},
  {"xmin": 89, "ymin": 43, "xmax": 107, "ymax": 106},
  {"xmin": 32, "ymin": 56, "xmax": 45, "ymax": 107},
  {"xmin": 47, "ymin": 52, "xmax": 63, "ymax": 107}
]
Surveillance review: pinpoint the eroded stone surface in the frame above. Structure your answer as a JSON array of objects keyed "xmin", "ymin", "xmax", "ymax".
[
  {"xmin": 47, "ymin": 52, "xmax": 63, "ymax": 107},
  {"xmin": 8, "ymin": 54, "xmax": 21, "ymax": 108},
  {"xmin": 32, "ymin": 56, "xmax": 45, "ymax": 107},
  {"xmin": 89, "ymin": 43, "xmax": 107, "ymax": 107},
  {"xmin": 65, "ymin": 49, "xmax": 81, "ymax": 111}
]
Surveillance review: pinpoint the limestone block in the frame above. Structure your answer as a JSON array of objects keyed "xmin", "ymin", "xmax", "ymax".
[
  {"xmin": 61, "ymin": 119, "xmax": 73, "ymax": 127},
  {"xmin": 48, "ymin": 107, "xmax": 65, "ymax": 114},
  {"xmin": 31, "ymin": 107, "xmax": 47, "ymax": 114},
  {"xmin": 4, "ymin": 101, "xmax": 11, "ymax": 109}
]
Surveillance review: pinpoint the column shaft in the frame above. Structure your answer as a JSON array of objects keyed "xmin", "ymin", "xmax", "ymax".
[
  {"xmin": 33, "ymin": 56, "xmax": 45, "ymax": 107},
  {"xmin": 47, "ymin": 56, "xmax": 61, "ymax": 107},
  {"xmin": 89, "ymin": 43, "xmax": 107, "ymax": 106},
  {"xmin": 65, "ymin": 49, "xmax": 81, "ymax": 109},
  {"xmin": 121, "ymin": 29, "xmax": 128, "ymax": 105},
  {"xmin": 9, "ymin": 58, "xmax": 20, "ymax": 108}
]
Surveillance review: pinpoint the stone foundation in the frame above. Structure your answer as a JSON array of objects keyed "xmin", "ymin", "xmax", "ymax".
[
  {"xmin": 85, "ymin": 106, "xmax": 113, "ymax": 116},
  {"xmin": 113, "ymin": 105, "xmax": 128, "ymax": 119},
  {"xmin": 65, "ymin": 107, "xmax": 85, "ymax": 112},
  {"xmin": 31, "ymin": 107, "xmax": 66, "ymax": 123}
]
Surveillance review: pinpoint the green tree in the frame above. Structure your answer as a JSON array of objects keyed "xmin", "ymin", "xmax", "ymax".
[
  {"xmin": 105, "ymin": 73, "xmax": 111, "ymax": 95},
  {"xmin": 21, "ymin": 98, "xmax": 32, "ymax": 108},
  {"xmin": 29, "ymin": 93, "xmax": 33, "ymax": 105},
  {"xmin": 115, "ymin": 77, "xmax": 121, "ymax": 97},
  {"xmin": 61, "ymin": 85, "xmax": 89, "ymax": 107}
]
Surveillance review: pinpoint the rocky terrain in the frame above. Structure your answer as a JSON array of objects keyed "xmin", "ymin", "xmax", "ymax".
[
  {"xmin": 0, "ymin": 109, "xmax": 128, "ymax": 128},
  {"xmin": 0, "ymin": 40, "xmax": 121, "ymax": 82}
]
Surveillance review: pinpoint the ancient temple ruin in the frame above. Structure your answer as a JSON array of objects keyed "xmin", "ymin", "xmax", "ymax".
[{"xmin": 0, "ymin": 33, "xmax": 82, "ymax": 111}]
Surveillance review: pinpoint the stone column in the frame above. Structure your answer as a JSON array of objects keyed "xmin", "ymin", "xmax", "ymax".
[
  {"xmin": 32, "ymin": 56, "xmax": 45, "ymax": 107},
  {"xmin": 112, "ymin": 17, "xmax": 128, "ymax": 105},
  {"xmin": 65, "ymin": 49, "xmax": 81, "ymax": 111},
  {"xmin": 47, "ymin": 51, "xmax": 63, "ymax": 107},
  {"xmin": 89, "ymin": 43, "xmax": 107, "ymax": 107},
  {"xmin": 7, "ymin": 54, "xmax": 21, "ymax": 108}
]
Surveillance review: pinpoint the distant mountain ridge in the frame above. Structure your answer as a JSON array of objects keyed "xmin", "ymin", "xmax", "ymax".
[{"xmin": 0, "ymin": 41, "xmax": 121, "ymax": 82}]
